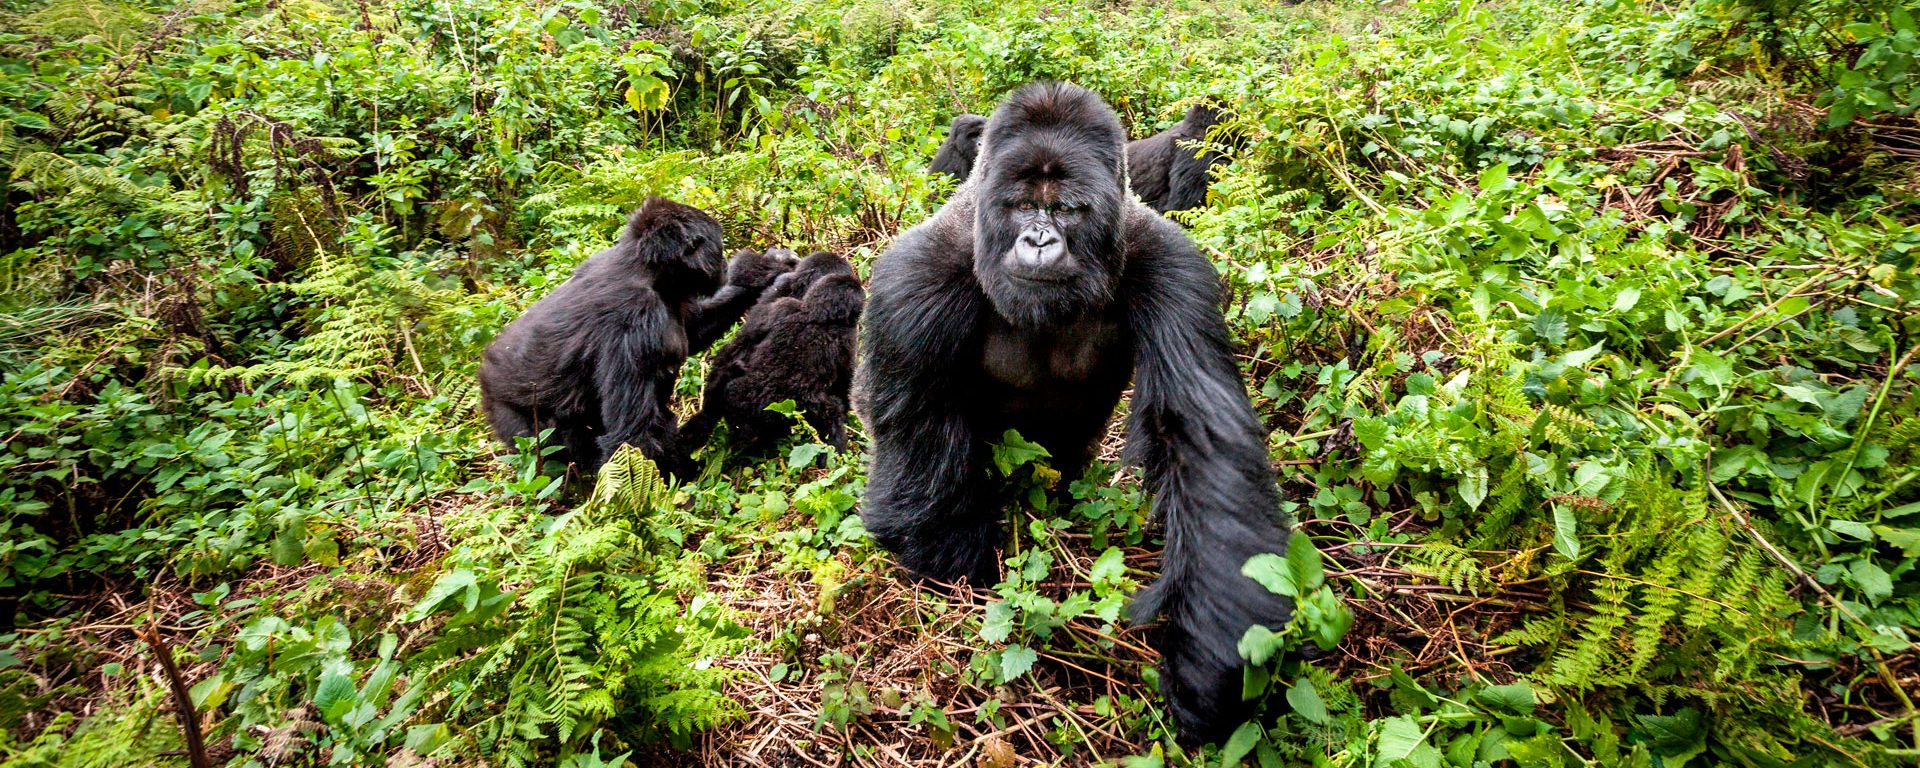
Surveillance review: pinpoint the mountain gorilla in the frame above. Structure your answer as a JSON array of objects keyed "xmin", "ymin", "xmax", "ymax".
[
  {"xmin": 928, "ymin": 114, "xmax": 988, "ymax": 185},
  {"xmin": 479, "ymin": 198, "xmax": 795, "ymax": 476},
  {"xmin": 857, "ymin": 83, "xmax": 1292, "ymax": 741},
  {"xmin": 1126, "ymin": 102, "xmax": 1235, "ymax": 214},
  {"xmin": 678, "ymin": 252, "xmax": 865, "ymax": 462}
]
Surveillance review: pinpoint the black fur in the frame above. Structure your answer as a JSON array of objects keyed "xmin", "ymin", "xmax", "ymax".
[
  {"xmin": 857, "ymin": 83, "xmax": 1292, "ymax": 742},
  {"xmin": 679, "ymin": 252, "xmax": 865, "ymax": 461},
  {"xmin": 928, "ymin": 114, "xmax": 988, "ymax": 184},
  {"xmin": 1126, "ymin": 103, "xmax": 1235, "ymax": 214},
  {"xmin": 478, "ymin": 198, "xmax": 794, "ymax": 476}
]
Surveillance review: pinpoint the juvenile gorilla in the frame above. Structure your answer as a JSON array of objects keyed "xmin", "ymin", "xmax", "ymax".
[
  {"xmin": 1126, "ymin": 103, "xmax": 1235, "ymax": 214},
  {"xmin": 928, "ymin": 114, "xmax": 988, "ymax": 184},
  {"xmin": 678, "ymin": 252, "xmax": 865, "ymax": 462},
  {"xmin": 478, "ymin": 198, "xmax": 794, "ymax": 475},
  {"xmin": 858, "ymin": 83, "xmax": 1291, "ymax": 741}
]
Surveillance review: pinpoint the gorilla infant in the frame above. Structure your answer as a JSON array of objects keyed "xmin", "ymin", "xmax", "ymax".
[
  {"xmin": 678, "ymin": 252, "xmax": 865, "ymax": 462},
  {"xmin": 1126, "ymin": 102, "xmax": 1235, "ymax": 214},
  {"xmin": 858, "ymin": 84, "xmax": 1292, "ymax": 741},
  {"xmin": 478, "ymin": 198, "xmax": 794, "ymax": 475},
  {"xmin": 928, "ymin": 114, "xmax": 988, "ymax": 185}
]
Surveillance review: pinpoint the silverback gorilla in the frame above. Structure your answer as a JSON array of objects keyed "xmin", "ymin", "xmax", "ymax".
[
  {"xmin": 478, "ymin": 198, "xmax": 794, "ymax": 475},
  {"xmin": 857, "ymin": 84, "xmax": 1292, "ymax": 740},
  {"xmin": 1125, "ymin": 102, "xmax": 1233, "ymax": 214},
  {"xmin": 678, "ymin": 252, "xmax": 865, "ymax": 461},
  {"xmin": 928, "ymin": 113, "xmax": 988, "ymax": 184}
]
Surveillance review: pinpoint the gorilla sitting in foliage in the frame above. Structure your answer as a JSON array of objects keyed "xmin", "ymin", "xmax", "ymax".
[
  {"xmin": 857, "ymin": 83, "xmax": 1292, "ymax": 741},
  {"xmin": 678, "ymin": 252, "xmax": 865, "ymax": 463},
  {"xmin": 1125, "ymin": 102, "xmax": 1235, "ymax": 215},
  {"xmin": 928, "ymin": 114, "xmax": 988, "ymax": 185},
  {"xmin": 478, "ymin": 198, "xmax": 795, "ymax": 476}
]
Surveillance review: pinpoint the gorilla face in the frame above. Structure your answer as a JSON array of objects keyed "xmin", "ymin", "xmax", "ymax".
[{"xmin": 972, "ymin": 84, "xmax": 1129, "ymax": 328}]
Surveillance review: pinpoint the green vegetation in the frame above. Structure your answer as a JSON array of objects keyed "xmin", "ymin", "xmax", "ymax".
[{"xmin": 1, "ymin": 0, "xmax": 1916, "ymax": 764}]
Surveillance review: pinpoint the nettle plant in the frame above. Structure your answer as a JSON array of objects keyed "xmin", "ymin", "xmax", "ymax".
[{"xmin": 971, "ymin": 431, "xmax": 1134, "ymax": 688}]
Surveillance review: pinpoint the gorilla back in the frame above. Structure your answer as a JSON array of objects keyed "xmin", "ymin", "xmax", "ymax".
[
  {"xmin": 1126, "ymin": 103, "xmax": 1234, "ymax": 215},
  {"xmin": 857, "ymin": 83, "xmax": 1294, "ymax": 741},
  {"xmin": 928, "ymin": 113, "xmax": 988, "ymax": 184}
]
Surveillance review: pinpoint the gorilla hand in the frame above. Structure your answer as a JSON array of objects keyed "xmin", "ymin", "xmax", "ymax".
[
  {"xmin": 688, "ymin": 247, "xmax": 800, "ymax": 351},
  {"xmin": 724, "ymin": 246, "xmax": 800, "ymax": 293}
]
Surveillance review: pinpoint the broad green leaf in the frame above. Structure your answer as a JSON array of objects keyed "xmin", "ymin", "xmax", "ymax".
[
  {"xmin": 992, "ymin": 430, "xmax": 1050, "ymax": 475},
  {"xmin": 1090, "ymin": 547, "xmax": 1126, "ymax": 585},
  {"xmin": 999, "ymin": 645, "xmax": 1038, "ymax": 681},
  {"xmin": 1688, "ymin": 352, "xmax": 1733, "ymax": 387},
  {"xmin": 980, "ymin": 600, "xmax": 1015, "ymax": 643},
  {"xmin": 1880, "ymin": 500, "xmax": 1920, "ymax": 518},
  {"xmin": 1873, "ymin": 526, "xmax": 1920, "ymax": 557},
  {"xmin": 788, "ymin": 442, "xmax": 830, "ymax": 468},
  {"xmin": 189, "ymin": 672, "xmax": 231, "ymax": 710},
  {"xmin": 1478, "ymin": 162, "xmax": 1509, "ymax": 191},
  {"xmin": 9, "ymin": 111, "xmax": 51, "ymax": 130},
  {"xmin": 271, "ymin": 527, "xmax": 304, "ymax": 566},
  {"xmin": 1286, "ymin": 678, "xmax": 1329, "ymax": 724},
  {"xmin": 1633, "ymin": 708, "xmax": 1704, "ymax": 755},
  {"xmin": 1377, "ymin": 715, "xmax": 1427, "ymax": 761},
  {"xmin": 1561, "ymin": 341, "xmax": 1605, "ymax": 368},
  {"xmin": 312, "ymin": 670, "xmax": 358, "ymax": 722},
  {"xmin": 1552, "ymin": 502, "xmax": 1581, "ymax": 559},
  {"xmin": 1611, "ymin": 285, "xmax": 1641, "ymax": 312},
  {"xmin": 1825, "ymin": 385, "xmax": 1871, "ymax": 425},
  {"xmin": 1476, "ymin": 682, "xmax": 1536, "ymax": 715},
  {"xmin": 1220, "ymin": 721, "xmax": 1261, "ymax": 767},
  {"xmin": 1572, "ymin": 461, "xmax": 1611, "ymax": 496},
  {"xmin": 1829, "ymin": 520, "xmax": 1874, "ymax": 541},
  {"xmin": 1237, "ymin": 623, "xmax": 1281, "ymax": 665},
  {"xmin": 1284, "ymin": 534, "xmax": 1326, "ymax": 593},
  {"xmin": 1458, "ymin": 465, "xmax": 1488, "ymax": 510},
  {"xmin": 1851, "ymin": 559, "xmax": 1893, "ymax": 605},
  {"xmin": 1846, "ymin": 21, "xmax": 1886, "ymax": 39},
  {"xmin": 406, "ymin": 568, "xmax": 477, "ymax": 620},
  {"xmin": 405, "ymin": 723, "xmax": 452, "ymax": 755},
  {"xmin": 1533, "ymin": 308, "xmax": 1568, "ymax": 345}
]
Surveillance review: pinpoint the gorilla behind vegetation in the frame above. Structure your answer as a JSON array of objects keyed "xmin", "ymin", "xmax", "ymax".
[
  {"xmin": 928, "ymin": 113, "xmax": 988, "ymax": 185},
  {"xmin": 478, "ymin": 198, "xmax": 794, "ymax": 476},
  {"xmin": 1126, "ymin": 103, "xmax": 1236, "ymax": 214},
  {"xmin": 857, "ymin": 83, "xmax": 1292, "ymax": 741},
  {"xmin": 678, "ymin": 252, "xmax": 865, "ymax": 462}
]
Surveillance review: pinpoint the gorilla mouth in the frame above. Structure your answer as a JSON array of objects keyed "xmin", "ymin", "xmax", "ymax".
[{"xmin": 1006, "ymin": 271, "xmax": 1077, "ymax": 286}]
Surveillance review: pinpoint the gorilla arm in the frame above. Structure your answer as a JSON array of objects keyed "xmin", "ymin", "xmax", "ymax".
[
  {"xmin": 1121, "ymin": 220, "xmax": 1294, "ymax": 740},
  {"xmin": 590, "ymin": 292, "xmax": 682, "ymax": 473},
  {"xmin": 687, "ymin": 249, "xmax": 796, "ymax": 351},
  {"xmin": 857, "ymin": 230, "xmax": 1000, "ymax": 587}
]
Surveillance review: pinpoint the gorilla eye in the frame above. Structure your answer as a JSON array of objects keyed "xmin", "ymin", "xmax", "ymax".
[{"xmin": 1015, "ymin": 201, "xmax": 1037, "ymax": 212}]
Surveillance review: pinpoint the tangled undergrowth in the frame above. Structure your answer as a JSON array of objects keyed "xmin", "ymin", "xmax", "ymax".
[{"xmin": 0, "ymin": 0, "xmax": 1917, "ymax": 765}]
